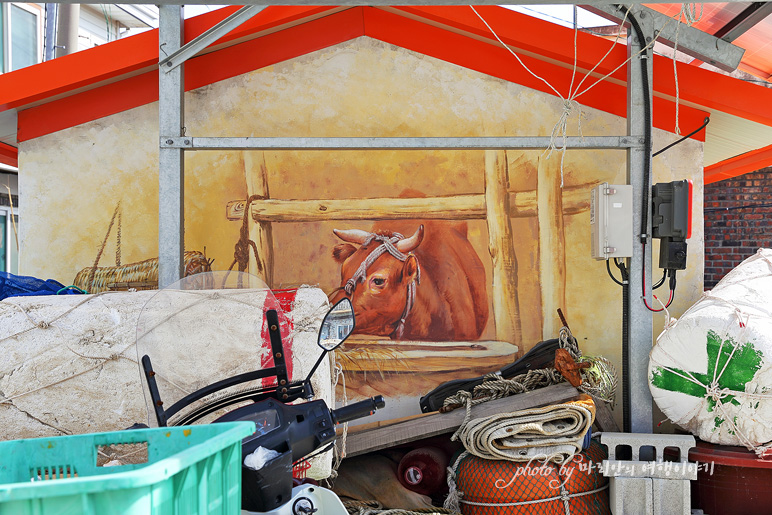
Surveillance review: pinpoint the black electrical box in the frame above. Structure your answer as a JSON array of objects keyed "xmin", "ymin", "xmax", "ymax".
[
  {"xmin": 652, "ymin": 180, "xmax": 692, "ymax": 240},
  {"xmin": 652, "ymin": 180, "xmax": 692, "ymax": 270}
]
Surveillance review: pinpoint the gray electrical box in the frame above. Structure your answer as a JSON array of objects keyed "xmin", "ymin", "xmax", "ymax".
[{"xmin": 590, "ymin": 183, "xmax": 633, "ymax": 260}]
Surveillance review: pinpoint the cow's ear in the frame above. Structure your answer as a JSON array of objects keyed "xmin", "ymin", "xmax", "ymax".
[
  {"xmin": 402, "ymin": 255, "xmax": 419, "ymax": 283},
  {"xmin": 333, "ymin": 243, "xmax": 357, "ymax": 263}
]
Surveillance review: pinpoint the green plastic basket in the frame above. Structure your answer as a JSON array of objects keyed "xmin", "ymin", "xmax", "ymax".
[{"xmin": 0, "ymin": 422, "xmax": 255, "ymax": 515}]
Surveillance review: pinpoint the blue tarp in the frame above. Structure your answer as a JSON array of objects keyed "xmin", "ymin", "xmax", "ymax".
[{"xmin": 0, "ymin": 272, "xmax": 85, "ymax": 301}]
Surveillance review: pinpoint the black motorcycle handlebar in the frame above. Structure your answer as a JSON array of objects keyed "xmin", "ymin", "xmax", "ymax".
[{"xmin": 331, "ymin": 395, "xmax": 386, "ymax": 424}]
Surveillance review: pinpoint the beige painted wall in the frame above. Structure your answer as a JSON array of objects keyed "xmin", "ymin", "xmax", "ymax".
[{"xmin": 18, "ymin": 37, "xmax": 703, "ymax": 415}]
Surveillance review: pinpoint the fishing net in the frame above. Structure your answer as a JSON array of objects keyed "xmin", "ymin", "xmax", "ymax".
[{"xmin": 453, "ymin": 440, "xmax": 609, "ymax": 515}]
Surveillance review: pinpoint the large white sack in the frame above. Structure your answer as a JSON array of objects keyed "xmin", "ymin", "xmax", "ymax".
[
  {"xmin": 0, "ymin": 285, "xmax": 334, "ymax": 477},
  {"xmin": 649, "ymin": 248, "xmax": 772, "ymax": 452}
]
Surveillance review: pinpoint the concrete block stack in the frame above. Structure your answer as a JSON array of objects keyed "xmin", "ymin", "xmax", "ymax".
[{"xmin": 600, "ymin": 433, "xmax": 696, "ymax": 515}]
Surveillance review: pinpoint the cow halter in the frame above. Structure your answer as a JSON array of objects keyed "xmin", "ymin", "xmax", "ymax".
[{"xmin": 343, "ymin": 232, "xmax": 421, "ymax": 339}]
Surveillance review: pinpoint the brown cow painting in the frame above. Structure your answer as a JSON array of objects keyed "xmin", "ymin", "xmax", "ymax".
[{"xmin": 330, "ymin": 217, "xmax": 489, "ymax": 341}]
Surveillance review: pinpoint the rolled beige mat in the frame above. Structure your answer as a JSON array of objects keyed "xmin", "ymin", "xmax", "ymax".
[{"xmin": 455, "ymin": 395, "xmax": 595, "ymax": 464}]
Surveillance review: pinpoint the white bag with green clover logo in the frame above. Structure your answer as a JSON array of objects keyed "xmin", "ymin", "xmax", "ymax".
[{"xmin": 649, "ymin": 248, "xmax": 772, "ymax": 455}]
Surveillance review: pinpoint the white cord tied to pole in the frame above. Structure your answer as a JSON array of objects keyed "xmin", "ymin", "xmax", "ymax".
[
  {"xmin": 471, "ymin": 4, "xmax": 675, "ymax": 188},
  {"xmin": 672, "ymin": 3, "xmax": 705, "ymax": 135}
]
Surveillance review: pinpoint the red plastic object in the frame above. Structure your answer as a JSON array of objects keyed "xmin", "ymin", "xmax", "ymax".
[
  {"xmin": 690, "ymin": 440, "xmax": 772, "ymax": 515},
  {"xmin": 397, "ymin": 446, "xmax": 449, "ymax": 496}
]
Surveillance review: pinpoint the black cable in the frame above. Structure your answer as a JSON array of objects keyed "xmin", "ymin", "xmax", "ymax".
[
  {"xmin": 606, "ymin": 259, "xmax": 626, "ymax": 286},
  {"xmin": 666, "ymin": 270, "xmax": 677, "ymax": 308},
  {"xmin": 622, "ymin": 10, "xmax": 653, "ymax": 432},
  {"xmin": 652, "ymin": 269, "xmax": 666, "ymax": 290},
  {"xmin": 705, "ymin": 202, "xmax": 772, "ymax": 213},
  {"xmin": 616, "ymin": 258, "xmax": 631, "ymax": 434},
  {"xmin": 653, "ymin": 117, "xmax": 710, "ymax": 157},
  {"xmin": 626, "ymin": 10, "xmax": 652, "ymax": 245}
]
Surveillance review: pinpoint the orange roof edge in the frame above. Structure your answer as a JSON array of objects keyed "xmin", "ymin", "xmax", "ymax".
[
  {"xmin": 0, "ymin": 142, "xmax": 18, "ymax": 168},
  {"xmin": 704, "ymin": 144, "xmax": 772, "ymax": 184},
  {"xmin": 1, "ymin": 5, "xmax": 770, "ymax": 143},
  {"xmin": 0, "ymin": 5, "xmax": 341, "ymax": 112}
]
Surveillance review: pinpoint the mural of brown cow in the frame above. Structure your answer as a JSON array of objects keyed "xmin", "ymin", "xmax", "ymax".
[{"xmin": 330, "ymin": 216, "xmax": 489, "ymax": 341}]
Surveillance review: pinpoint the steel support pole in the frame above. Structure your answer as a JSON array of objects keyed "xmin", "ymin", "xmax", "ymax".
[
  {"xmin": 626, "ymin": 13, "xmax": 654, "ymax": 434},
  {"xmin": 160, "ymin": 136, "xmax": 639, "ymax": 151},
  {"xmin": 160, "ymin": 5, "xmax": 268, "ymax": 71},
  {"xmin": 158, "ymin": 5, "xmax": 185, "ymax": 288},
  {"xmin": 585, "ymin": 4, "xmax": 744, "ymax": 72}
]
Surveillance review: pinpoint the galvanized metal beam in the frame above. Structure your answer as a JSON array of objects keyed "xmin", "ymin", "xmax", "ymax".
[
  {"xmin": 159, "ymin": 5, "xmax": 267, "ymax": 72},
  {"xmin": 625, "ymin": 12, "xmax": 654, "ymax": 434},
  {"xmin": 584, "ymin": 4, "xmax": 745, "ymax": 72},
  {"xmin": 160, "ymin": 136, "xmax": 641, "ymax": 151},
  {"xmin": 158, "ymin": 5, "xmax": 185, "ymax": 288}
]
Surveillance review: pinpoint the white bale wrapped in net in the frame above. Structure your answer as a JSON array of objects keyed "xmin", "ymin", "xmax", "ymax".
[
  {"xmin": 649, "ymin": 248, "xmax": 772, "ymax": 455},
  {"xmin": 0, "ymin": 284, "xmax": 334, "ymax": 478}
]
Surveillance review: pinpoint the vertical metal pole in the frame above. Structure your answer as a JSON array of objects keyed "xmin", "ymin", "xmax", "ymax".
[
  {"xmin": 44, "ymin": 4, "xmax": 58, "ymax": 61},
  {"xmin": 626, "ymin": 14, "xmax": 654, "ymax": 433},
  {"xmin": 158, "ymin": 5, "xmax": 185, "ymax": 288}
]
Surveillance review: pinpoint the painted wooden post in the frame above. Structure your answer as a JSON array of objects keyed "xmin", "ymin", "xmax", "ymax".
[
  {"xmin": 243, "ymin": 151, "xmax": 274, "ymax": 286},
  {"xmin": 537, "ymin": 155, "xmax": 567, "ymax": 340},
  {"xmin": 484, "ymin": 150, "xmax": 522, "ymax": 351}
]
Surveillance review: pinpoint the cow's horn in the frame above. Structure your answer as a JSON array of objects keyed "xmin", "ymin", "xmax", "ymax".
[
  {"xmin": 396, "ymin": 225, "xmax": 424, "ymax": 253},
  {"xmin": 333, "ymin": 228, "xmax": 370, "ymax": 244}
]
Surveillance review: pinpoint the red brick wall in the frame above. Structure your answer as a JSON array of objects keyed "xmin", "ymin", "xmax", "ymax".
[{"xmin": 704, "ymin": 168, "xmax": 772, "ymax": 289}]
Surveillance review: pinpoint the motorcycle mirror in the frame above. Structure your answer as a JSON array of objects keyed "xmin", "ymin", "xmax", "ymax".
[{"xmin": 318, "ymin": 298, "xmax": 355, "ymax": 351}]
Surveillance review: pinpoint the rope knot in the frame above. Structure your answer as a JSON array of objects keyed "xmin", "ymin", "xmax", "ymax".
[
  {"xmin": 37, "ymin": 321, "xmax": 50, "ymax": 329},
  {"xmin": 706, "ymin": 382, "xmax": 730, "ymax": 402}
]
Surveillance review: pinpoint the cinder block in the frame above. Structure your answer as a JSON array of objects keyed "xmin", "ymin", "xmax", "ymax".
[
  {"xmin": 653, "ymin": 478, "xmax": 690, "ymax": 515},
  {"xmin": 600, "ymin": 433, "xmax": 696, "ymax": 463},
  {"xmin": 602, "ymin": 459, "xmax": 697, "ymax": 480},
  {"xmin": 600, "ymin": 433, "xmax": 697, "ymax": 515},
  {"xmin": 610, "ymin": 477, "xmax": 653, "ymax": 515}
]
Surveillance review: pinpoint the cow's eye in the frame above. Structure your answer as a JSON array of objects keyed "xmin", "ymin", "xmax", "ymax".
[{"xmin": 372, "ymin": 277, "xmax": 386, "ymax": 287}]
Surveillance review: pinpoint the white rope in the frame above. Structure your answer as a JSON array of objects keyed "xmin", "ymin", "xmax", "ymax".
[
  {"xmin": 443, "ymin": 451, "xmax": 469, "ymax": 513},
  {"xmin": 672, "ymin": 4, "xmax": 705, "ymax": 135},
  {"xmin": 0, "ymin": 292, "xmax": 130, "ymax": 376},
  {"xmin": 0, "ymin": 343, "xmax": 137, "ymax": 405},
  {"xmin": 332, "ymin": 359, "xmax": 348, "ymax": 467},
  {"xmin": 470, "ymin": 6, "xmax": 564, "ymax": 100},
  {"xmin": 459, "ymin": 484, "xmax": 609, "ymax": 507},
  {"xmin": 471, "ymin": 5, "xmax": 675, "ymax": 189},
  {"xmin": 652, "ymin": 303, "xmax": 772, "ymax": 457}
]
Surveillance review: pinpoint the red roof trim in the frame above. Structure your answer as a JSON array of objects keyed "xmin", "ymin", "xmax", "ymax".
[
  {"xmin": 389, "ymin": 6, "xmax": 772, "ymax": 128},
  {"xmin": 0, "ymin": 6, "xmax": 344, "ymax": 113},
  {"xmin": 7, "ymin": 5, "xmax": 770, "ymax": 144},
  {"xmin": 0, "ymin": 142, "xmax": 17, "ymax": 168},
  {"xmin": 364, "ymin": 7, "xmax": 708, "ymax": 138},
  {"xmin": 17, "ymin": 9, "xmax": 365, "ymax": 141},
  {"xmin": 704, "ymin": 143, "xmax": 772, "ymax": 184}
]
